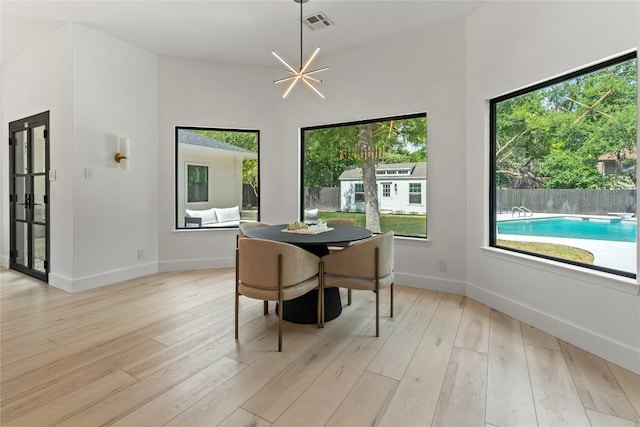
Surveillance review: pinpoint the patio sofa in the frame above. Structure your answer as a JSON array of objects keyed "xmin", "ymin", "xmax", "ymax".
[{"xmin": 185, "ymin": 206, "xmax": 242, "ymax": 228}]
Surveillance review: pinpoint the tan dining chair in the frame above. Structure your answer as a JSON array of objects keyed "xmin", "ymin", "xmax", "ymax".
[
  {"xmin": 236, "ymin": 237, "xmax": 322, "ymax": 351},
  {"xmin": 325, "ymin": 219, "xmax": 359, "ymax": 304},
  {"xmin": 326, "ymin": 219, "xmax": 358, "ymax": 251},
  {"xmin": 238, "ymin": 221, "xmax": 270, "ymax": 238},
  {"xmin": 237, "ymin": 221, "xmax": 271, "ymax": 314},
  {"xmin": 321, "ymin": 231, "xmax": 394, "ymax": 336}
]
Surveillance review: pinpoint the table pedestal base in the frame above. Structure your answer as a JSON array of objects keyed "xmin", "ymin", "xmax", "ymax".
[{"xmin": 277, "ymin": 287, "xmax": 342, "ymax": 324}]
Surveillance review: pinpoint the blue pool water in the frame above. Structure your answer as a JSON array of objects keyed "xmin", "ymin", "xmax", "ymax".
[{"xmin": 497, "ymin": 217, "xmax": 637, "ymax": 242}]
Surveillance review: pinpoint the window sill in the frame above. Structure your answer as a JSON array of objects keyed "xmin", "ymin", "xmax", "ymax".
[
  {"xmin": 172, "ymin": 227, "xmax": 238, "ymax": 233},
  {"xmin": 395, "ymin": 235, "xmax": 431, "ymax": 246},
  {"xmin": 481, "ymin": 246, "xmax": 639, "ymax": 295}
]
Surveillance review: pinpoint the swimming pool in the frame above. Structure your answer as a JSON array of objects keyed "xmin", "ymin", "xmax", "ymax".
[{"xmin": 497, "ymin": 216, "xmax": 637, "ymax": 242}]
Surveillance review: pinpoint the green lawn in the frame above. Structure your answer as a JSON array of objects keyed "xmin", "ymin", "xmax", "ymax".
[
  {"xmin": 318, "ymin": 211, "xmax": 427, "ymax": 237},
  {"xmin": 497, "ymin": 240, "xmax": 594, "ymax": 264}
]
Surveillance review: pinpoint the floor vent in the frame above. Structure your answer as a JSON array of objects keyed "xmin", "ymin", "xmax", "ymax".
[{"xmin": 303, "ymin": 12, "xmax": 333, "ymax": 31}]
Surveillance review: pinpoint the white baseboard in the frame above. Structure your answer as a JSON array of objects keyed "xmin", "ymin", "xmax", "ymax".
[
  {"xmin": 158, "ymin": 257, "xmax": 234, "ymax": 272},
  {"xmin": 0, "ymin": 256, "xmax": 9, "ymax": 268},
  {"xmin": 466, "ymin": 281, "xmax": 640, "ymax": 375},
  {"xmin": 395, "ymin": 272, "xmax": 466, "ymax": 295},
  {"xmin": 50, "ymin": 263, "xmax": 159, "ymax": 293}
]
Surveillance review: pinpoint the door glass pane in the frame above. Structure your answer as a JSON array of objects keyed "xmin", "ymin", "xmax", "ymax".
[
  {"xmin": 33, "ymin": 175, "xmax": 46, "ymax": 223},
  {"xmin": 14, "ymin": 176, "xmax": 27, "ymax": 221},
  {"xmin": 15, "ymin": 222, "xmax": 27, "ymax": 266},
  {"xmin": 32, "ymin": 125, "xmax": 46, "ymax": 174},
  {"xmin": 33, "ymin": 224, "xmax": 46, "ymax": 273},
  {"xmin": 14, "ymin": 130, "xmax": 28, "ymax": 174}
]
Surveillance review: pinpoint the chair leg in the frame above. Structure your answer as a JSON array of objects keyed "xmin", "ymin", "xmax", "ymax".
[
  {"xmin": 375, "ymin": 282, "xmax": 380, "ymax": 337},
  {"xmin": 235, "ymin": 291, "xmax": 239, "ymax": 339},
  {"xmin": 347, "ymin": 289, "xmax": 352, "ymax": 306},
  {"xmin": 235, "ymin": 248, "xmax": 239, "ymax": 340},
  {"xmin": 278, "ymin": 254, "xmax": 283, "ymax": 352},
  {"xmin": 263, "ymin": 300, "xmax": 268, "ymax": 315},
  {"xmin": 278, "ymin": 303, "xmax": 283, "ymax": 352},
  {"xmin": 318, "ymin": 262, "xmax": 323, "ymax": 328},
  {"xmin": 390, "ymin": 283, "xmax": 394, "ymax": 318}
]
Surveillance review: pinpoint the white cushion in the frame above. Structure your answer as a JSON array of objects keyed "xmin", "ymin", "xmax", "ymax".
[
  {"xmin": 215, "ymin": 206, "xmax": 241, "ymax": 223},
  {"xmin": 304, "ymin": 208, "xmax": 318, "ymax": 221},
  {"xmin": 186, "ymin": 208, "xmax": 218, "ymax": 225}
]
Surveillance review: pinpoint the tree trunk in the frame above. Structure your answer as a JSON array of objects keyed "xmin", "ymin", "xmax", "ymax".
[{"xmin": 358, "ymin": 124, "xmax": 381, "ymax": 233}]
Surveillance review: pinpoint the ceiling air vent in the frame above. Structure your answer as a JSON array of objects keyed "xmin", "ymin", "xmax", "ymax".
[{"xmin": 303, "ymin": 12, "xmax": 333, "ymax": 31}]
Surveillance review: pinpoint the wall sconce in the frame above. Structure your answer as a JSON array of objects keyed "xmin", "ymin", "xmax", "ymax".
[
  {"xmin": 114, "ymin": 137, "xmax": 130, "ymax": 170},
  {"xmin": 394, "ymin": 183, "xmax": 398, "ymax": 194}
]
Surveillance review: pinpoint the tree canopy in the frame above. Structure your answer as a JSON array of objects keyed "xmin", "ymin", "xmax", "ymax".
[
  {"xmin": 195, "ymin": 129, "xmax": 259, "ymax": 197},
  {"xmin": 495, "ymin": 57, "xmax": 637, "ymax": 190},
  {"xmin": 303, "ymin": 115, "xmax": 427, "ymax": 188}
]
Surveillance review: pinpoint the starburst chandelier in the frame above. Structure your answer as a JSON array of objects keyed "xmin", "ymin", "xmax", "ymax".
[{"xmin": 272, "ymin": 0, "xmax": 329, "ymax": 98}]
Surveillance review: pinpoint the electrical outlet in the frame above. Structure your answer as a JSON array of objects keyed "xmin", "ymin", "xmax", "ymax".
[
  {"xmin": 138, "ymin": 249, "xmax": 144, "ymax": 259},
  {"xmin": 437, "ymin": 259, "xmax": 447, "ymax": 271}
]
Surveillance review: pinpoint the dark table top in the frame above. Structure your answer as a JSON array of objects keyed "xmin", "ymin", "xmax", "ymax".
[{"xmin": 243, "ymin": 223, "xmax": 372, "ymax": 245}]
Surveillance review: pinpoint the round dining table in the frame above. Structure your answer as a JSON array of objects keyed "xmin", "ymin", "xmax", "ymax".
[{"xmin": 242, "ymin": 223, "xmax": 372, "ymax": 324}]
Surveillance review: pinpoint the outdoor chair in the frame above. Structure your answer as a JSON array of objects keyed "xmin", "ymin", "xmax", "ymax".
[
  {"xmin": 321, "ymin": 232, "xmax": 394, "ymax": 336},
  {"xmin": 236, "ymin": 237, "xmax": 322, "ymax": 351}
]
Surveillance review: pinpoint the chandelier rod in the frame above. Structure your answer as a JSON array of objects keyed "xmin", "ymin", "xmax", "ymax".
[{"xmin": 299, "ymin": 0, "xmax": 303, "ymax": 69}]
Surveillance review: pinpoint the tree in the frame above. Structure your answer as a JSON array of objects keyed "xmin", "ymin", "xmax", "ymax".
[
  {"xmin": 495, "ymin": 57, "xmax": 637, "ymax": 190},
  {"xmin": 196, "ymin": 129, "xmax": 260, "ymax": 201},
  {"xmin": 358, "ymin": 123, "xmax": 381, "ymax": 232}
]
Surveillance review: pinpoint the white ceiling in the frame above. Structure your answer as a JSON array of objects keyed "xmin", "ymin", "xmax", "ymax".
[{"xmin": 1, "ymin": 0, "xmax": 487, "ymax": 66}]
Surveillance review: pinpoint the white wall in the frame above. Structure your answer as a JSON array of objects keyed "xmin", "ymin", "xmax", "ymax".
[
  {"xmin": 1, "ymin": 26, "xmax": 75, "ymax": 281},
  {"xmin": 465, "ymin": 1, "xmax": 640, "ymax": 373},
  {"xmin": 69, "ymin": 25, "xmax": 158, "ymax": 291}
]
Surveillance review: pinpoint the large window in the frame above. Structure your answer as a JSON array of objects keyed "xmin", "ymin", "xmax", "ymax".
[
  {"xmin": 490, "ymin": 53, "xmax": 637, "ymax": 278},
  {"xmin": 175, "ymin": 127, "xmax": 259, "ymax": 229},
  {"xmin": 301, "ymin": 113, "xmax": 427, "ymax": 238}
]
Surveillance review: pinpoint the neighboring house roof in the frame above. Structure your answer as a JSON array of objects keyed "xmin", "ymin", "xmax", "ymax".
[
  {"xmin": 178, "ymin": 129, "xmax": 256, "ymax": 156},
  {"xmin": 339, "ymin": 162, "xmax": 427, "ymax": 180},
  {"xmin": 598, "ymin": 148, "xmax": 637, "ymax": 161}
]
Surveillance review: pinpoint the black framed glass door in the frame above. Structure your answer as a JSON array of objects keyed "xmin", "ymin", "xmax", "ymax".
[{"xmin": 9, "ymin": 112, "xmax": 50, "ymax": 282}]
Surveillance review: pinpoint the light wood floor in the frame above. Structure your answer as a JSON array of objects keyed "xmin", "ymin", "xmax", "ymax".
[{"xmin": 1, "ymin": 267, "xmax": 639, "ymax": 427}]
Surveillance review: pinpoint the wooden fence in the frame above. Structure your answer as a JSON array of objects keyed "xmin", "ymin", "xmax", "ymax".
[
  {"xmin": 300, "ymin": 187, "xmax": 636, "ymax": 215},
  {"xmin": 498, "ymin": 189, "xmax": 636, "ymax": 215},
  {"xmin": 304, "ymin": 187, "xmax": 341, "ymax": 211}
]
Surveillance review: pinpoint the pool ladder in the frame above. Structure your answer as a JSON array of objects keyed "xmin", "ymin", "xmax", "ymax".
[{"xmin": 512, "ymin": 206, "xmax": 532, "ymax": 217}]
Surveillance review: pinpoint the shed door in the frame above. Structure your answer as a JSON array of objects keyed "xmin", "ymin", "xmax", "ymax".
[{"xmin": 380, "ymin": 182, "xmax": 392, "ymax": 210}]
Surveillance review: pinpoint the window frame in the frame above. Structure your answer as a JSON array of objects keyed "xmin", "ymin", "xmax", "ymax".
[
  {"xmin": 174, "ymin": 126, "xmax": 260, "ymax": 230},
  {"xmin": 300, "ymin": 112, "xmax": 427, "ymax": 238},
  {"xmin": 489, "ymin": 51, "xmax": 637, "ymax": 279}
]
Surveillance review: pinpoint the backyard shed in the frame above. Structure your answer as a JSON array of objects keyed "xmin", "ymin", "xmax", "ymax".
[{"xmin": 338, "ymin": 162, "xmax": 427, "ymax": 214}]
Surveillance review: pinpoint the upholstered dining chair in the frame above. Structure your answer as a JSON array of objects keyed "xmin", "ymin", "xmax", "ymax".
[
  {"xmin": 238, "ymin": 221, "xmax": 270, "ymax": 238},
  {"xmin": 236, "ymin": 237, "xmax": 322, "ymax": 351},
  {"xmin": 321, "ymin": 232, "xmax": 394, "ymax": 336},
  {"xmin": 325, "ymin": 219, "xmax": 359, "ymax": 304},
  {"xmin": 237, "ymin": 221, "xmax": 271, "ymax": 314},
  {"xmin": 325, "ymin": 219, "xmax": 358, "ymax": 251}
]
